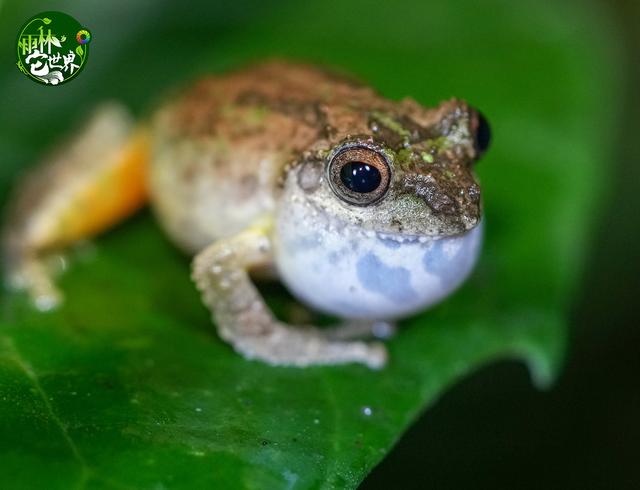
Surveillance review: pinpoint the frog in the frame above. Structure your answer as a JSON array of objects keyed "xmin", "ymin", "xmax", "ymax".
[{"xmin": 2, "ymin": 60, "xmax": 490, "ymax": 369}]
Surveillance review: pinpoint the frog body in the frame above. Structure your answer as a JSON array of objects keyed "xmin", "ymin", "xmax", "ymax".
[{"xmin": 3, "ymin": 61, "xmax": 489, "ymax": 368}]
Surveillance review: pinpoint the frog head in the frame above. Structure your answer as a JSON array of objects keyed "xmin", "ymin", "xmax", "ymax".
[
  {"xmin": 274, "ymin": 99, "xmax": 490, "ymax": 320},
  {"xmin": 296, "ymin": 98, "xmax": 488, "ymax": 237}
]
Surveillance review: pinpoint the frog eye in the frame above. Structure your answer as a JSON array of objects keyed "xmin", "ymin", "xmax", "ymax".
[
  {"xmin": 327, "ymin": 144, "xmax": 391, "ymax": 205},
  {"xmin": 473, "ymin": 110, "xmax": 491, "ymax": 158}
]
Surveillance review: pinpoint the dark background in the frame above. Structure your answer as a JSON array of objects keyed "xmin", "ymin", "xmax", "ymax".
[{"xmin": 364, "ymin": 0, "xmax": 640, "ymax": 488}]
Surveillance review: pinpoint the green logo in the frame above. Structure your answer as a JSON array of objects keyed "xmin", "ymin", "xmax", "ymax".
[{"xmin": 16, "ymin": 11, "xmax": 91, "ymax": 86}]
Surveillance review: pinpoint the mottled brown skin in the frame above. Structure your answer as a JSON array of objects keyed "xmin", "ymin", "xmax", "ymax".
[{"xmin": 150, "ymin": 60, "xmax": 482, "ymax": 253}]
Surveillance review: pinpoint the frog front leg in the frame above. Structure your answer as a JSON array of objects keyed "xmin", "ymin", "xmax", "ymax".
[{"xmin": 191, "ymin": 218, "xmax": 387, "ymax": 369}]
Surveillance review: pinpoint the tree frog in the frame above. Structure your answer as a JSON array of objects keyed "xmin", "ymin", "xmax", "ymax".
[{"xmin": 2, "ymin": 61, "xmax": 490, "ymax": 369}]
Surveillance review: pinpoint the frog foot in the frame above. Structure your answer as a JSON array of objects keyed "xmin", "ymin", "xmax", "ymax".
[
  {"xmin": 225, "ymin": 320, "xmax": 388, "ymax": 369},
  {"xmin": 3, "ymin": 254, "xmax": 63, "ymax": 311}
]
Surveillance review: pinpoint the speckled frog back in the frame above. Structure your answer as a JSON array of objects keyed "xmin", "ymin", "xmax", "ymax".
[{"xmin": 147, "ymin": 61, "xmax": 388, "ymax": 254}]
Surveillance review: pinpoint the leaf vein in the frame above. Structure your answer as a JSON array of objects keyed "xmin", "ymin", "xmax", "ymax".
[{"xmin": 0, "ymin": 334, "xmax": 92, "ymax": 487}]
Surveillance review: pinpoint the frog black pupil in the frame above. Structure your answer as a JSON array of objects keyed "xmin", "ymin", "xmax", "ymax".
[
  {"xmin": 475, "ymin": 111, "xmax": 491, "ymax": 155},
  {"xmin": 340, "ymin": 162, "xmax": 381, "ymax": 193}
]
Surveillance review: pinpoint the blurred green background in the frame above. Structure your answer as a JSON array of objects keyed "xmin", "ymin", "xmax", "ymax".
[{"xmin": 0, "ymin": 0, "xmax": 638, "ymax": 488}]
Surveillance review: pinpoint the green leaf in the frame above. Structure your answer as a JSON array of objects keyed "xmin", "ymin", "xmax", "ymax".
[
  {"xmin": 42, "ymin": 17, "xmax": 51, "ymax": 24},
  {"xmin": 75, "ymin": 45, "xmax": 83, "ymax": 57},
  {"xmin": 0, "ymin": 0, "xmax": 621, "ymax": 488}
]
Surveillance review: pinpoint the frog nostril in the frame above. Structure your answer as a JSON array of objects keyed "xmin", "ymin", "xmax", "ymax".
[{"xmin": 474, "ymin": 111, "xmax": 491, "ymax": 157}]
